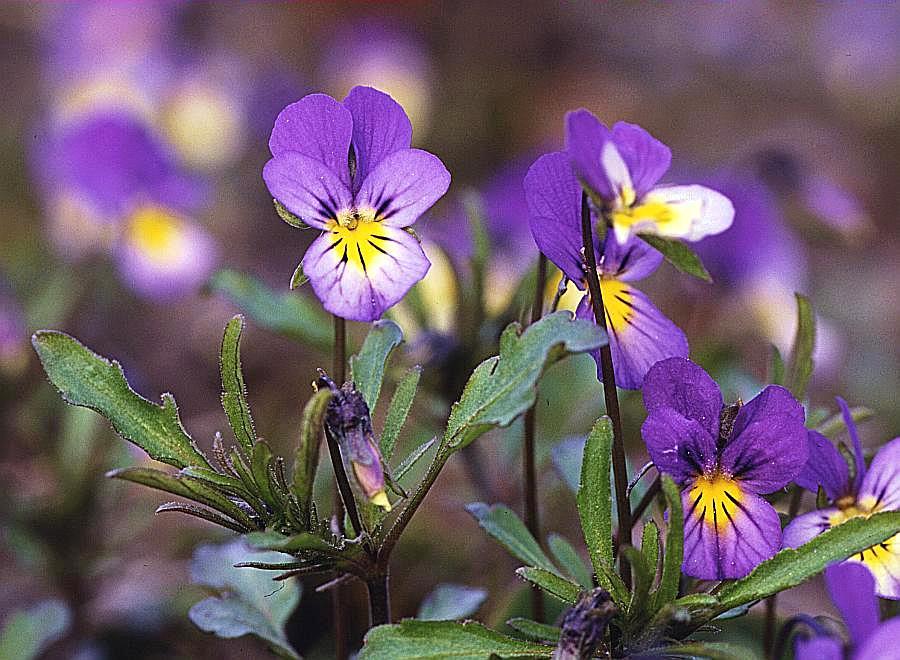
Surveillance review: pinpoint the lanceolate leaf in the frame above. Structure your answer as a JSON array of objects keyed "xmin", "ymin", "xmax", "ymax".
[
  {"xmin": 505, "ymin": 618, "xmax": 562, "ymax": 643},
  {"xmin": 292, "ymin": 388, "xmax": 332, "ymax": 517},
  {"xmin": 515, "ymin": 567, "xmax": 581, "ymax": 604},
  {"xmin": 417, "ymin": 584, "xmax": 488, "ymax": 621},
  {"xmin": 359, "ymin": 620, "xmax": 553, "ymax": 659},
  {"xmin": 577, "ymin": 417, "xmax": 614, "ymax": 583},
  {"xmin": 769, "ymin": 345, "xmax": 785, "ymax": 386},
  {"xmin": 651, "ymin": 476, "xmax": 684, "ymax": 613},
  {"xmin": 393, "ymin": 437, "xmax": 436, "ymax": 482},
  {"xmin": 350, "ymin": 320, "xmax": 404, "ymax": 411},
  {"xmin": 380, "ymin": 366, "xmax": 421, "ymax": 460},
  {"xmin": 209, "ymin": 270, "xmax": 331, "ymax": 349},
  {"xmin": 786, "ymin": 293, "xmax": 815, "ymax": 399},
  {"xmin": 638, "ymin": 234, "xmax": 712, "ymax": 282},
  {"xmin": 220, "ymin": 315, "xmax": 256, "ymax": 455},
  {"xmin": 444, "ymin": 312, "xmax": 606, "ymax": 451},
  {"xmin": 466, "ymin": 503, "xmax": 557, "ymax": 573},
  {"xmin": 547, "ymin": 533, "xmax": 593, "ymax": 590},
  {"xmin": 32, "ymin": 331, "xmax": 208, "ymax": 469}
]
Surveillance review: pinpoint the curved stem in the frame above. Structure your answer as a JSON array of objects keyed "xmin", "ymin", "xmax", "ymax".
[{"xmin": 580, "ymin": 191, "xmax": 632, "ymax": 589}]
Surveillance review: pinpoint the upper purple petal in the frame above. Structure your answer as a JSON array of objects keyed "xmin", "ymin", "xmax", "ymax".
[
  {"xmin": 599, "ymin": 235, "xmax": 663, "ymax": 282},
  {"xmin": 720, "ymin": 385, "xmax": 807, "ymax": 493},
  {"xmin": 565, "ymin": 109, "xmax": 617, "ymax": 200},
  {"xmin": 343, "ymin": 86, "xmax": 412, "ymax": 192},
  {"xmin": 796, "ymin": 430, "xmax": 852, "ymax": 501},
  {"xmin": 268, "ymin": 93, "xmax": 353, "ymax": 186},
  {"xmin": 859, "ymin": 437, "xmax": 900, "ymax": 512},
  {"xmin": 825, "ymin": 562, "xmax": 880, "ymax": 648},
  {"xmin": 524, "ymin": 151, "xmax": 587, "ymax": 283},
  {"xmin": 354, "ymin": 148, "xmax": 450, "ymax": 228},
  {"xmin": 610, "ymin": 122, "xmax": 671, "ymax": 198},
  {"xmin": 837, "ymin": 397, "xmax": 867, "ymax": 492},
  {"xmin": 642, "ymin": 357, "xmax": 723, "ymax": 440},
  {"xmin": 642, "ymin": 408, "xmax": 717, "ymax": 485},
  {"xmin": 263, "ymin": 152, "xmax": 353, "ymax": 229}
]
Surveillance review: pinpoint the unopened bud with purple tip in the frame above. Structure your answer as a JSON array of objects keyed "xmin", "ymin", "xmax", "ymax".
[
  {"xmin": 553, "ymin": 588, "xmax": 617, "ymax": 660},
  {"xmin": 317, "ymin": 373, "xmax": 391, "ymax": 511}
]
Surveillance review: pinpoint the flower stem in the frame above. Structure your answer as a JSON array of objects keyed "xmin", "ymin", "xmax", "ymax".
[
  {"xmin": 367, "ymin": 572, "xmax": 392, "ymax": 626},
  {"xmin": 330, "ymin": 314, "xmax": 349, "ymax": 660},
  {"xmin": 764, "ymin": 487, "xmax": 805, "ymax": 657},
  {"xmin": 523, "ymin": 253, "xmax": 547, "ymax": 622},
  {"xmin": 579, "ymin": 191, "xmax": 632, "ymax": 589}
]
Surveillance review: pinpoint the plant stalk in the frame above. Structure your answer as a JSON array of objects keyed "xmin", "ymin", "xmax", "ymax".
[
  {"xmin": 580, "ymin": 191, "xmax": 632, "ymax": 588},
  {"xmin": 367, "ymin": 572, "xmax": 392, "ymax": 627},
  {"xmin": 330, "ymin": 314, "xmax": 348, "ymax": 660},
  {"xmin": 764, "ymin": 487, "xmax": 805, "ymax": 658}
]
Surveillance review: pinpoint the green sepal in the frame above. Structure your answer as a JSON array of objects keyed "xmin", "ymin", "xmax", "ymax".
[
  {"xmin": 289, "ymin": 262, "xmax": 308, "ymax": 290},
  {"xmin": 274, "ymin": 198, "xmax": 305, "ymax": 228},
  {"xmin": 638, "ymin": 234, "xmax": 712, "ymax": 282}
]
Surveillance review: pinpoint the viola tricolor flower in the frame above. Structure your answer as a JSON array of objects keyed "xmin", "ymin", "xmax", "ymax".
[
  {"xmin": 794, "ymin": 563, "xmax": 900, "ymax": 660},
  {"xmin": 565, "ymin": 111, "xmax": 734, "ymax": 244},
  {"xmin": 783, "ymin": 399, "xmax": 900, "ymax": 599},
  {"xmin": 525, "ymin": 151, "xmax": 688, "ymax": 389},
  {"xmin": 263, "ymin": 86, "xmax": 451, "ymax": 322},
  {"xmin": 641, "ymin": 358, "xmax": 808, "ymax": 579}
]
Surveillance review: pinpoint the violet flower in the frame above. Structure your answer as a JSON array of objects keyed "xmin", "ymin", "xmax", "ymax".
[
  {"xmin": 794, "ymin": 563, "xmax": 900, "ymax": 660},
  {"xmin": 783, "ymin": 399, "xmax": 900, "ymax": 599},
  {"xmin": 641, "ymin": 357, "xmax": 808, "ymax": 579},
  {"xmin": 565, "ymin": 111, "xmax": 734, "ymax": 244},
  {"xmin": 524, "ymin": 152, "xmax": 688, "ymax": 389},
  {"xmin": 263, "ymin": 86, "xmax": 451, "ymax": 322}
]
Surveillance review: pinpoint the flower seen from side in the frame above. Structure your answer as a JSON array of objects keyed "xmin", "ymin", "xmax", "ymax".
[
  {"xmin": 783, "ymin": 398, "xmax": 900, "ymax": 599},
  {"xmin": 641, "ymin": 357, "xmax": 808, "ymax": 579},
  {"xmin": 565, "ymin": 111, "xmax": 734, "ymax": 244},
  {"xmin": 524, "ymin": 151, "xmax": 688, "ymax": 389},
  {"xmin": 263, "ymin": 86, "xmax": 451, "ymax": 322}
]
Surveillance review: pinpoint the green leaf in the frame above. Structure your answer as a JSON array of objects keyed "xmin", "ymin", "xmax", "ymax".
[
  {"xmin": 189, "ymin": 539, "xmax": 301, "ymax": 659},
  {"xmin": 638, "ymin": 234, "xmax": 712, "ymax": 282},
  {"xmin": 380, "ymin": 366, "xmax": 421, "ymax": 460},
  {"xmin": 769, "ymin": 345, "xmax": 785, "ymax": 386},
  {"xmin": 647, "ymin": 641, "xmax": 762, "ymax": 660},
  {"xmin": 466, "ymin": 503, "xmax": 557, "ymax": 573},
  {"xmin": 624, "ymin": 546, "xmax": 653, "ymax": 624},
  {"xmin": 515, "ymin": 567, "xmax": 581, "ymax": 604},
  {"xmin": 32, "ymin": 331, "xmax": 209, "ymax": 469},
  {"xmin": 444, "ymin": 312, "xmax": 605, "ymax": 450},
  {"xmin": 292, "ymin": 388, "xmax": 332, "ymax": 517},
  {"xmin": 547, "ymin": 533, "xmax": 593, "ymax": 590},
  {"xmin": 641, "ymin": 520, "xmax": 660, "ymax": 588},
  {"xmin": 220, "ymin": 315, "xmax": 256, "ymax": 455},
  {"xmin": 274, "ymin": 198, "xmax": 305, "ymax": 229},
  {"xmin": 504, "ymin": 618, "xmax": 561, "ymax": 643},
  {"xmin": 651, "ymin": 476, "xmax": 684, "ymax": 612},
  {"xmin": 417, "ymin": 584, "xmax": 488, "ymax": 621},
  {"xmin": 577, "ymin": 417, "xmax": 614, "ymax": 584},
  {"xmin": 0, "ymin": 600, "xmax": 70, "ymax": 660},
  {"xmin": 350, "ymin": 320, "xmax": 404, "ymax": 411},
  {"xmin": 359, "ymin": 620, "xmax": 552, "ymax": 659},
  {"xmin": 393, "ymin": 437, "xmax": 436, "ymax": 482},
  {"xmin": 786, "ymin": 293, "xmax": 815, "ymax": 399},
  {"xmin": 209, "ymin": 269, "xmax": 331, "ymax": 349},
  {"xmin": 109, "ymin": 467, "xmax": 255, "ymax": 530},
  {"xmin": 250, "ymin": 441, "xmax": 279, "ymax": 511},
  {"xmin": 710, "ymin": 511, "xmax": 900, "ymax": 617},
  {"xmin": 244, "ymin": 530, "xmax": 340, "ymax": 556}
]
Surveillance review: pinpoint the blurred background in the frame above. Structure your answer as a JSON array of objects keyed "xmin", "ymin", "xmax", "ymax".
[{"xmin": 0, "ymin": 2, "xmax": 898, "ymax": 658}]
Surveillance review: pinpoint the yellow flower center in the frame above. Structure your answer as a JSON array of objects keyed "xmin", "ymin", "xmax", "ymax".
[
  {"xmin": 326, "ymin": 206, "xmax": 390, "ymax": 274},
  {"xmin": 599, "ymin": 277, "xmax": 634, "ymax": 333},
  {"xmin": 688, "ymin": 472, "xmax": 743, "ymax": 531},
  {"xmin": 127, "ymin": 206, "xmax": 186, "ymax": 265}
]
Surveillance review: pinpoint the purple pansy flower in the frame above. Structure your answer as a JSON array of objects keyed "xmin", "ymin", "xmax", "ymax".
[
  {"xmin": 524, "ymin": 151, "xmax": 688, "ymax": 389},
  {"xmin": 263, "ymin": 86, "xmax": 451, "ymax": 322},
  {"xmin": 565, "ymin": 111, "xmax": 734, "ymax": 244},
  {"xmin": 641, "ymin": 357, "xmax": 808, "ymax": 579},
  {"xmin": 784, "ymin": 399, "xmax": 900, "ymax": 599},
  {"xmin": 794, "ymin": 563, "xmax": 900, "ymax": 660}
]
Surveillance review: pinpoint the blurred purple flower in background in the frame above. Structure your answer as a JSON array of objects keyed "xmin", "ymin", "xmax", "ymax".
[
  {"xmin": 263, "ymin": 86, "xmax": 450, "ymax": 322},
  {"xmin": 525, "ymin": 151, "xmax": 687, "ymax": 389},
  {"xmin": 0, "ymin": 285, "xmax": 28, "ymax": 378},
  {"xmin": 784, "ymin": 399, "xmax": 900, "ymax": 599},
  {"xmin": 641, "ymin": 358, "xmax": 808, "ymax": 579}
]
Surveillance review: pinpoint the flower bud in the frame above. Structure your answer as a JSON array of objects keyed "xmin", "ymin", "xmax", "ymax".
[{"xmin": 552, "ymin": 588, "xmax": 616, "ymax": 660}]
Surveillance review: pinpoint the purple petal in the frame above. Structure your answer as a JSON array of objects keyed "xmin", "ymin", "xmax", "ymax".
[
  {"xmin": 565, "ymin": 109, "xmax": 621, "ymax": 201},
  {"xmin": 524, "ymin": 151, "xmax": 587, "ymax": 283},
  {"xmin": 641, "ymin": 408, "xmax": 717, "ymax": 485},
  {"xmin": 610, "ymin": 122, "xmax": 671, "ymax": 198},
  {"xmin": 343, "ymin": 86, "xmax": 413, "ymax": 192},
  {"xmin": 720, "ymin": 385, "xmax": 808, "ymax": 493},
  {"xmin": 782, "ymin": 508, "xmax": 838, "ymax": 549},
  {"xmin": 796, "ymin": 430, "xmax": 852, "ymax": 501},
  {"xmin": 262, "ymin": 153, "xmax": 353, "ymax": 229},
  {"xmin": 793, "ymin": 636, "xmax": 843, "ymax": 660},
  {"xmin": 681, "ymin": 481, "xmax": 782, "ymax": 579},
  {"xmin": 825, "ymin": 563, "xmax": 879, "ymax": 647},
  {"xmin": 642, "ymin": 357, "xmax": 723, "ymax": 440},
  {"xmin": 355, "ymin": 149, "xmax": 450, "ymax": 228},
  {"xmin": 268, "ymin": 93, "xmax": 352, "ymax": 186},
  {"xmin": 855, "ymin": 618, "xmax": 900, "ymax": 659},
  {"xmin": 302, "ymin": 224, "xmax": 430, "ymax": 322},
  {"xmin": 838, "ymin": 397, "xmax": 867, "ymax": 491},
  {"xmin": 599, "ymin": 234, "xmax": 663, "ymax": 282},
  {"xmin": 859, "ymin": 437, "xmax": 900, "ymax": 512}
]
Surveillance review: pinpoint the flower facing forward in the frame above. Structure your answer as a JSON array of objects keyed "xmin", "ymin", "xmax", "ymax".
[
  {"xmin": 565, "ymin": 111, "xmax": 734, "ymax": 244},
  {"xmin": 641, "ymin": 358, "xmax": 808, "ymax": 579},
  {"xmin": 784, "ymin": 399, "xmax": 900, "ymax": 599},
  {"xmin": 263, "ymin": 86, "xmax": 451, "ymax": 322},
  {"xmin": 794, "ymin": 563, "xmax": 900, "ymax": 660},
  {"xmin": 524, "ymin": 152, "xmax": 688, "ymax": 389}
]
